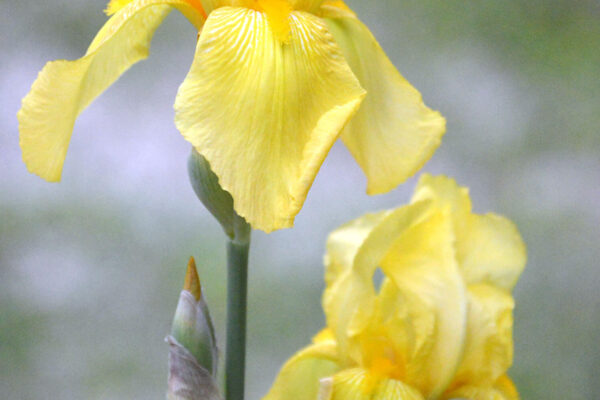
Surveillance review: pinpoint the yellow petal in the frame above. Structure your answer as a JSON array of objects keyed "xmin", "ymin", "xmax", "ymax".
[
  {"xmin": 325, "ymin": 18, "xmax": 445, "ymax": 195},
  {"xmin": 380, "ymin": 209, "xmax": 467, "ymax": 398},
  {"xmin": 494, "ymin": 375, "xmax": 520, "ymax": 400},
  {"xmin": 451, "ymin": 284, "xmax": 515, "ymax": 388},
  {"xmin": 413, "ymin": 174, "xmax": 526, "ymax": 291},
  {"xmin": 322, "ymin": 201, "xmax": 432, "ymax": 365},
  {"xmin": 320, "ymin": 368, "xmax": 424, "ymax": 400},
  {"xmin": 319, "ymin": 0, "xmax": 356, "ymax": 19},
  {"xmin": 313, "ymin": 328, "xmax": 337, "ymax": 344},
  {"xmin": 444, "ymin": 375, "xmax": 520, "ymax": 400},
  {"xmin": 412, "ymin": 174, "xmax": 472, "ymax": 224},
  {"xmin": 263, "ymin": 341, "xmax": 341, "ymax": 400},
  {"xmin": 175, "ymin": 7, "xmax": 365, "ymax": 232},
  {"xmin": 105, "ymin": 0, "xmax": 136, "ymax": 14},
  {"xmin": 199, "ymin": 0, "xmax": 324, "ymax": 15},
  {"xmin": 18, "ymin": 0, "xmax": 205, "ymax": 182},
  {"xmin": 458, "ymin": 214, "xmax": 526, "ymax": 291}
]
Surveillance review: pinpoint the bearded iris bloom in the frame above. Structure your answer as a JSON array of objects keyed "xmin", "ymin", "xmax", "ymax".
[
  {"xmin": 18, "ymin": 0, "xmax": 445, "ymax": 232},
  {"xmin": 264, "ymin": 174, "xmax": 527, "ymax": 400}
]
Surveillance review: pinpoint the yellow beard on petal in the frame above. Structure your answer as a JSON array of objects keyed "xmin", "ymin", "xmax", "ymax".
[
  {"xmin": 253, "ymin": 0, "xmax": 293, "ymax": 42},
  {"xmin": 360, "ymin": 333, "xmax": 406, "ymax": 393}
]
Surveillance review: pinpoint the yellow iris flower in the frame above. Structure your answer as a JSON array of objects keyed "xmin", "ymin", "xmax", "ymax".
[
  {"xmin": 264, "ymin": 174, "xmax": 527, "ymax": 400},
  {"xmin": 18, "ymin": 0, "xmax": 445, "ymax": 232}
]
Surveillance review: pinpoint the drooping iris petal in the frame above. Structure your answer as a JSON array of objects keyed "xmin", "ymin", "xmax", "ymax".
[
  {"xmin": 319, "ymin": 368, "xmax": 424, "ymax": 400},
  {"xmin": 263, "ymin": 341, "xmax": 341, "ymax": 400},
  {"xmin": 175, "ymin": 7, "xmax": 365, "ymax": 232},
  {"xmin": 322, "ymin": 201, "xmax": 432, "ymax": 365},
  {"xmin": 18, "ymin": 0, "xmax": 205, "ymax": 182},
  {"xmin": 380, "ymin": 209, "xmax": 467, "ymax": 398},
  {"xmin": 451, "ymin": 284, "xmax": 514, "ymax": 388},
  {"xmin": 412, "ymin": 174, "xmax": 526, "ymax": 290},
  {"xmin": 325, "ymin": 17, "xmax": 445, "ymax": 195}
]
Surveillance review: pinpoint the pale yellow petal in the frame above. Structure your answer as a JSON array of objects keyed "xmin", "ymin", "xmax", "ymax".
[
  {"xmin": 313, "ymin": 328, "xmax": 337, "ymax": 344},
  {"xmin": 494, "ymin": 375, "xmax": 520, "ymax": 400},
  {"xmin": 105, "ymin": 0, "xmax": 136, "ymax": 14},
  {"xmin": 319, "ymin": 1, "xmax": 356, "ymax": 19},
  {"xmin": 444, "ymin": 375, "xmax": 519, "ymax": 400},
  {"xmin": 411, "ymin": 174, "xmax": 472, "ymax": 223},
  {"xmin": 451, "ymin": 284, "xmax": 514, "ymax": 388},
  {"xmin": 199, "ymin": 0, "xmax": 324, "ymax": 14},
  {"xmin": 175, "ymin": 7, "xmax": 365, "ymax": 232},
  {"xmin": 322, "ymin": 201, "xmax": 433, "ymax": 364},
  {"xmin": 325, "ymin": 18, "xmax": 445, "ymax": 195},
  {"xmin": 320, "ymin": 368, "xmax": 424, "ymax": 400},
  {"xmin": 263, "ymin": 341, "xmax": 341, "ymax": 400},
  {"xmin": 380, "ymin": 209, "xmax": 467, "ymax": 398},
  {"xmin": 18, "ymin": 0, "xmax": 204, "ymax": 182},
  {"xmin": 413, "ymin": 174, "xmax": 526, "ymax": 291},
  {"xmin": 458, "ymin": 214, "xmax": 526, "ymax": 291}
]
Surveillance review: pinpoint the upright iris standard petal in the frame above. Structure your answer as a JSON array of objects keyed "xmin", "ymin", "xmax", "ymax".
[
  {"xmin": 448, "ymin": 284, "xmax": 515, "ymax": 390},
  {"xmin": 323, "ymin": 199, "xmax": 469, "ymax": 400},
  {"xmin": 18, "ymin": 0, "xmax": 205, "ymax": 182},
  {"xmin": 378, "ymin": 209, "xmax": 467, "ymax": 398},
  {"xmin": 175, "ymin": 7, "xmax": 365, "ymax": 232},
  {"xmin": 325, "ymin": 17, "xmax": 446, "ymax": 195},
  {"xmin": 412, "ymin": 174, "xmax": 527, "ymax": 290},
  {"xmin": 322, "ymin": 201, "xmax": 433, "ymax": 364}
]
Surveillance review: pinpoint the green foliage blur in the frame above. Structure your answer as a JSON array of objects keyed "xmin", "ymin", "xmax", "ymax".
[{"xmin": 1, "ymin": 0, "xmax": 598, "ymax": 399}]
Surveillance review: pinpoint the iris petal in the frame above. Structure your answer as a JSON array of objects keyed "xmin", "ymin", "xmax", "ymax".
[
  {"xmin": 444, "ymin": 375, "xmax": 520, "ymax": 400},
  {"xmin": 325, "ymin": 17, "xmax": 445, "ymax": 195},
  {"xmin": 18, "ymin": 0, "xmax": 204, "ymax": 182},
  {"xmin": 175, "ymin": 7, "xmax": 365, "ymax": 232},
  {"xmin": 413, "ymin": 174, "xmax": 527, "ymax": 290},
  {"xmin": 320, "ymin": 369, "xmax": 424, "ymax": 400},
  {"xmin": 379, "ymin": 209, "xmax": 467, "ymax": 398},
  {"xmin": 322, "ymin": 202, "xmax": 433, "ymax": 365},
  {"xmin": 263, "ymin": 341, "xmax": 341, "ymax": 400},
  {"xmin": 452, "ymin": 284, "xmax": 515, "ymax": 388}
]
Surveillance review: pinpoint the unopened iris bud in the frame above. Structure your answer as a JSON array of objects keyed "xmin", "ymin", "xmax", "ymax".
[
  {"xmin": 188, "ymin": 148, "xmax": 250, "ymax": 244},
  {"xmin": 167, "ymin": 257, "xmax": 221, "ymax": 400}
]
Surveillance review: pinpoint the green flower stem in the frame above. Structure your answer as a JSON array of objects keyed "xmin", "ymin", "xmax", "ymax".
[
  {"xmin": 187, "ymin": 147, "xmax": 251, "ymax": 400},
  {"xmin": 225, "ymin": 236, "xmax": 250, "ymax": 400}
]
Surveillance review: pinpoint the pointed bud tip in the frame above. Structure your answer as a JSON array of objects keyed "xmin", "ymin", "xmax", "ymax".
[{"xmin": 184, "ymin": 257, "xmax": 202, "ymax": 301}]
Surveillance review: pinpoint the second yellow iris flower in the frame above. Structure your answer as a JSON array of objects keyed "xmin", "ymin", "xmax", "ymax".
[
  {"xmin": 264, "ymin": 174, "xmax": 527, "ymax": 400},
  {"xmin": 18, "ymin": 0, "xmax": 445, "ymax": 232}
]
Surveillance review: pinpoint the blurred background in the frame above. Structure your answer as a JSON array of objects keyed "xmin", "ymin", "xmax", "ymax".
[{"xmin": 1, "ymin": 0, "xmax": 598, "ymax": 398}]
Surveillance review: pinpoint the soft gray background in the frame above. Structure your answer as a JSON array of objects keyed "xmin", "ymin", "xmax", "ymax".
[{"xmin": 1, "ymin": 0, "xmax": 599, "ymax": 399}]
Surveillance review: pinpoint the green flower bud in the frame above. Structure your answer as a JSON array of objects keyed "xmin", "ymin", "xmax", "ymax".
[
  {"xmin": 167, "ymin": 257, "xmax": 221, "ymax": 400},
  {"xmin": 188, "ymin": 148, "xmax": 250, "ymax": 244}
]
